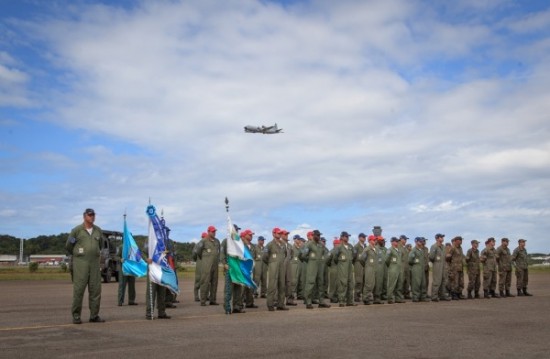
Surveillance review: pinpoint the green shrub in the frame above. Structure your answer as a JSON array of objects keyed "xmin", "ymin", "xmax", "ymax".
[
  {"xmin": 28, "ymin": 262, "xmax": 39, "ymax": 273},
  {"xmin": 60, "ymin": 262, "xmax": 68, "ymax": 272}
]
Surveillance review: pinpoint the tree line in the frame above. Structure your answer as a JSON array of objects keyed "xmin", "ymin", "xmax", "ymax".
[{"xmin": 0, "ymin": 234, "xmax": 197, "ymax": 263}]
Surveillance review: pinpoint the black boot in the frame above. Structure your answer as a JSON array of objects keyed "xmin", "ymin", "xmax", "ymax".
[
  {"xmin": 474, "ymin": 292, "xmax": 480, "ymax": 299},
  {"xmin": 499, "ymin": 290, "xmax": 506, "ymax": 298},
  {"xmin": 484, "ymin": 290, "xmax": 491, "ymax": 299},
  {"xmin": 491, "ymin": 290, "xmax": 500, "ymax": 298},
  {"xmin": 517, "ymin": 288, "xmax": 524, "ymax": 296},
  {"xmin": 467, "ymin": 291, "xmax": 473, "ymax": 299},
  {"xmin": 506, "ymin": 289, "xmax": 515, "ymax": 297},
  {"xmin": 523, "ymin": 288, "xmax": 533, "ymax": 296}
]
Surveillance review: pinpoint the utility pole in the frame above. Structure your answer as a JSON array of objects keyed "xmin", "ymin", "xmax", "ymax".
[{"xmin": 19, "ymin": 238, "xmax": 24, "ymax": 264}]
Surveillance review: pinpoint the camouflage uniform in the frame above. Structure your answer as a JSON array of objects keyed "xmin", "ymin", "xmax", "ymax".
[
  {"xmin": 495, "ymin": 239, "xmax": 514, "ymax": 297},
  {"xmin": 465, "ymin": 241, "xmax": 481, "ymax": 298},
  {"xmin": 480, "ymin": 239, "xmax": 499, "ymax": 298},
  {"xmin": 447, "ymin": 237, "xmax": 465, "ymax": 300},
  {"xmin": 511, "ymin": 240, "xmax": 532, "ymax": 296}
]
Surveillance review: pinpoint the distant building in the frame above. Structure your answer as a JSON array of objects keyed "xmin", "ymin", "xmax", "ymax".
[
  {"xmin": 29, "ymin": 254, "xmax": 67, "ymax": 266},
  {"xmin": 0, "ymin": 255, "xmax": 18, "ymax": 266}
]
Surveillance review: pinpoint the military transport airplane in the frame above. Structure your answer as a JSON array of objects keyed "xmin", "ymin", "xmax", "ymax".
[{"xmin": 244, "ymin": 123, "xmax": 283, "ymax": 134}]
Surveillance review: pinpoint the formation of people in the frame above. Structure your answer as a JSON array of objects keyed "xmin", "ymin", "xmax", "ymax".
[
  {"xmin": 65, "ymin": 208, "xmax": 533, "ymax": 323},
  {"xmin": 191, "ymin": 225, "xmax": 533, "ymax": 314}
]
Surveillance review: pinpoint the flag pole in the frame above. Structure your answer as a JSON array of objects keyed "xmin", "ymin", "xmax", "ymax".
[
  {"xmin": 148, "ymin": 200, "xmax": 154, "ymax": 320},
  {"xmin": 224, "ymin": 197, "xmax": 232, "ymax": 315}
]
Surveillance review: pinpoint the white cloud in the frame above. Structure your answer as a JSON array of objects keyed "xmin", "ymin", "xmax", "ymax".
[{"xmin": 1, "ymin": 0, "xmax": 549, "ymax": 251}]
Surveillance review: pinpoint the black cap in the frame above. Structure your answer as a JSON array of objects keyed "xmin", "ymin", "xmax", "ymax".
[
  {"xmin": 518, "ymin": 239, "xmax": 526, "ymax": 243},
  {"xmin": 320, "ymin": 237, "xmax": 326, "ymax": 242},
  {"xmin": 435, "ymin": 233, "xmax": 445, "ymax": 239},
  {"xmin": 390, "ymin": 237, "xmax": 399, "ymax": 242},
  {"xmin": 257, "ymin": 236, "xmax": 265, "ymax": 241},
  {"xmin": 501, "ymin": 237, "xmax": 509, "ymax": 242},
  {"xmin": 84, "ymin": 208, "xmax": 95, "ymax": 215},
  {"xmin": 358, "ymin": 233, "xmax": 366, "ymax": 238},
  {"xmin": 340, "ymin": 231, "xmax": 350, "ymax": 238},
  {"xmin": 313, "ymin": 230, "xmax": 322, "ymax": 236},
  {"xmin": 399, "ymin": 235, "xmax": 409, "ymax": 240},
  {"xmin": 293, "ymin": 234, "xmax": 301, "ymax": 240}
]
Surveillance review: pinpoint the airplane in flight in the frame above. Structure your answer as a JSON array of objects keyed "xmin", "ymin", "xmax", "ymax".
[{"xmin": 244, "ymin": 123, "xmax": 283, "ymax": 134}]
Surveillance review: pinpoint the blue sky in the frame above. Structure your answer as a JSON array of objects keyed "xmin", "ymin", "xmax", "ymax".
[{"xmin": 1, "ymin": 0, "xmax": 549, "ymax": 252}]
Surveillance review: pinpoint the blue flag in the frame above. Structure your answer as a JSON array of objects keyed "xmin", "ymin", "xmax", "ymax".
[
  {"xmin": 146, "ymin": 205, "xmax": 179, "ymax": 294},
  {"xmin": 122, "ymin": 217, "xmax": 148, "ymax": 277}
]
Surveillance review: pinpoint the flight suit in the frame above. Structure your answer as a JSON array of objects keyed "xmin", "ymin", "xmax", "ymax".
[
  {"xmin": 401, "ymin": 244, "xmax": 411, "ymax": 298},
  {"xmin": 220, "ymin": 238, "xmax": 244, "ymax": 312},
  {"xmin": 66, "ymin": 224, "xmax": 103, "ymax": 322},
  {"xmin": 196, "ymin": 237, "xmax": 221, "ymax": 305},
  {"xmin": 373, "ymin": 244, "xmax": 386, "ymax": 303},
  {"xmin": 360, "ymin": 245, "xmax": 377, "ymax": 304},
  {"xmin": 334, "ymin": 243, "xmax": 354, "ymax": 305},
  {"xmin": 192, "ymin": 245, "xmax": 202, "ymax": 301},
  {"xmin": 117, "ymin": 244, "xmax": 137, "ymax": 305},
  {"xmin": 253, "ymin": 243, "xmax": 266, "ymax": 297},
  {"xmin": 353, "ymin": 242, "xmax": 366, "ymax": 302},
  {"xmin": 263, "ymin": 239, "xmax": 286, "ymax": 309},
  {"xmin": 286, "ymin": 243, "xmax": 301, "ymax": 304},
  {"xmin": 385, "ymin": 246, "xmax": 404, "ymax": 303},
  {"xmin": 300, "ymin": 241, "xmax": 329, "ymax": 307},
  {"xmin": 409, "ymin": 246, "xmax": 429, "ymax": 302},
  {"xmin": 429, "ymin": 243, "xmax": 449, "ymax": 301},
  {"xmin": 327, "ymin": 247, "xmax": 339, "ymax": 302}
]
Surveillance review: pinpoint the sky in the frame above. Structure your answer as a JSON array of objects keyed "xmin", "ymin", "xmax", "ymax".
[{"xmin": 1, "ymin": 0, "xmax": 549, "ymax": 252}]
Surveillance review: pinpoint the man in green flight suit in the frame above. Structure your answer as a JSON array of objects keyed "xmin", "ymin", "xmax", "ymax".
[
  {"xmin": 286, "ymin": 234, "xmax": 302, "ymax": 306},
  {"xmin": 409, "ymin": 237, "xmax": 430, "ymax": 302},
  {"xmin": 399, "ymin": 235, "xmax": 411, "ymax": 299},
  {"xmin": 263, "ymin": 228, "xmax": 288, "ymax": 311},
  {"xmin": 65, "ymin": 208, "xmax": 105, "ymax": 324},
  {"xmin": 360, "ymin": 235, "xmax": 378, "ymax": 305},
  {"xmin": 253, "ymin": 236, "xmax": 267, "ymax": 298},
  {"xmin": 327, "ymin": 238, "xmax": 340, "ymax": 303},
  {"xmin": 334, "ymin": 231, "xmax": 356, "ymax": 307},
  {"xmin": 353, "ymin": 233, "xmax": 367, "ymax": 302},
  {"xmin": 192, "ymin": 232, "xmax": 207, "ymax": 302},
  {"xmin": 385, "ymin": 237, "xmax": 405, "ymax": 304},
  {"xmin": 429, "ymin": 233, "xmax": 450, "ymax": 302},
  {"xmin": 196, "ymin": 225, "xmax": 221, "ymax": 306},
  {"xmin": 300, "ymin": 230, "xmax": 331, "ymax": 309}
]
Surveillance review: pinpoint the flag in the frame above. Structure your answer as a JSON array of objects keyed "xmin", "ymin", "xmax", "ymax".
[
  {"xmin": 146, "ymin": 205, "xmax": 179, "ymax": 294},
  {"xmin": 122, "ymin": 217, "xmax": 148, "ymax": 277},
  {"xmin": 226, "ymin": 216, "xmax": 256, "ymax": 288}
]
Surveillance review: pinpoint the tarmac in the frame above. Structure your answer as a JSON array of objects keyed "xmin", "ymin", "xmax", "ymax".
[{"xmin": 0, "ymin": 272, "xmax": 549, "ymax": 359}]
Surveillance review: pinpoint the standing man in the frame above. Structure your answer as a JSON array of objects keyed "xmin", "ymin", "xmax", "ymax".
[
  {"xmin": 253, "ymin": 236, "xmax": 267, "ymax": 298},
  {"xmin": 399, "ymin": 235, "xmax": 411, "ymax": 299},
  {"xmin": 409, "ymin": 237, "xmax": 430, "ymax": 302},
  {"xmin": 65, "ymin": 208, "xmax": 105, "ymax": 324},
  {"xmin": 429, "ymin": 233, "xmax": 449, "ymax": 302},
  {"xmin": 145, "ymin": 259, "xmax": 170, "ymax": 320},
  {"xmin": 196, "ymin": 225, "xmax": 221, "ymax": 306},
  {"xmin": 385, "ymin": 237, "xmax": 405, "ymax": 304},
  {"xmin": 334, "ymin": 231, "xmax": 356, "ymax": 307},
  {"xmin": 192, "ymin": 232, "xmax": 207, "ymax": 302},
  {"xmin": 373, "ymin": 235, "xmax": 387, "ymax": 304},
  {"xmin": 263, "ymin": 228, "xmax": 287, "ymax": 311},
  {"xmin": 360, "ymin": 235, "xmax": 378, "ymax": 305},
  {"xmin": 353, "ymin": 233, "xmax": 367, "ymax": 302},
  {"xmin": 447, "ymin": 236, "xmax": 465, "ymax": 300},
  {"xmin": 117, "ymin": 240, "xmax": 137, "ymax": 306},
  {"xmin": 286, "ymin": 235, "xmax": 302, "ymax": 306},
  {"xmin": 496, "ymin": 238, "xmax": 514, "ymax": 298},
  {"xmin": 511, "ymin": 239, "xmax": 532, "ymax": 296},
  {"xmin": 465, "ymin": 240, "xmax": 481, "ymax": 299},
  {"xmin": 300, "ymin": 230, "xmax": 331, "ymax": 309},
  {"xmin": 327, "ymin": 238, "xmax": 340, "ymax": 303},
  {"xmin": 480, "ymin": 237, "xmax": 499, "ymax": 299}
]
